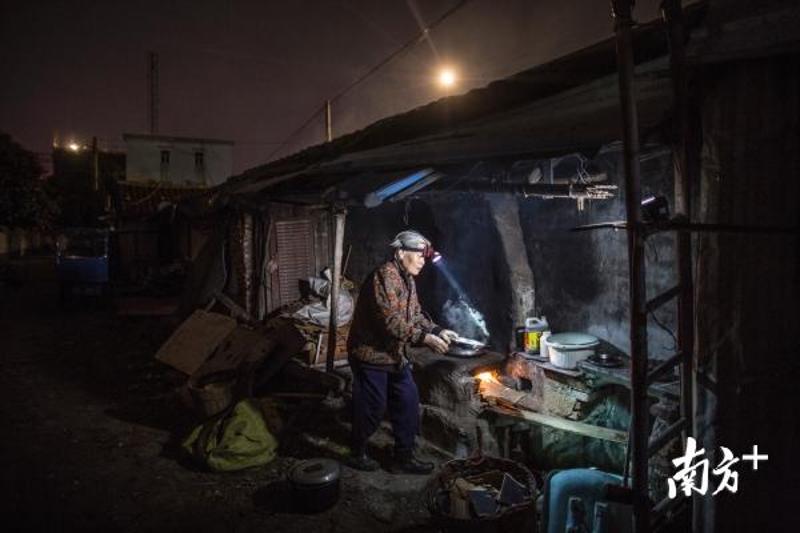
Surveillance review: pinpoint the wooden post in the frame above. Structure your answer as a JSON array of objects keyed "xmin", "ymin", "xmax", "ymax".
[
  {"xmin": 326, "ymin": 208, "xmax": 347, "ymax": 373},
  {"xmin": 663, "ymin": 1, "xmax": 697, "ymax": 527},
  {"xmin": 242, "ymin": 213, "xmax": 255, "ymax": 319},
  {"xmin": 148, "ymin": 51, "xmax": 159, "ymax": 134},
  {"xmin": 92, "ymin": 136, "xmax": 99, "ymax": 191},
  {"xmin": 325, "ymin": 100, "xmax": 333, "ymax": 143}
]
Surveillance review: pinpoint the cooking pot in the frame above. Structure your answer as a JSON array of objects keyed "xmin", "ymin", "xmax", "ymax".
[
  {"xmin": 547, "ymin": 332, "xmax": 599, "ymax": 369},
  {"xmin": 288, "ymin": 458, "xmax": 341, "ymax": 513}
]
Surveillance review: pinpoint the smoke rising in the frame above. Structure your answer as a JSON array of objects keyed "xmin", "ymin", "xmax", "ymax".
[{"xmin": 442, "ymin": 298, "xmax": 490, "ymax": 343}]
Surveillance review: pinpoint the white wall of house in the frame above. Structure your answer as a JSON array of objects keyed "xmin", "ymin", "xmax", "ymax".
[{"xmin": 123, "ymin": 134, "xmax": 233, "ymax": 186}]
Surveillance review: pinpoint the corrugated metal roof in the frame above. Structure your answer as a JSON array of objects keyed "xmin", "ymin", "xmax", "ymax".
[
  {"xmin": 221, "ymin": 3, "xmax": 708, "ymax": 198},
  {"xmin": 223, "ymin": 58, "xmax": 672, "ymax": 206}
]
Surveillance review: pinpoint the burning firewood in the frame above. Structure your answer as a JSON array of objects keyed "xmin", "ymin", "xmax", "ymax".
[
  {"xmin": 474, "ymin": 371, "xmax": 627, "ymax": 444},
  {"xmin": 474, "ymin": 371, "xmax": 540, "ymax": 412}
]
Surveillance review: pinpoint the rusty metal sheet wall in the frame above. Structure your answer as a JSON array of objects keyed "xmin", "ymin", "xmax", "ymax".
[{"xmin": 695, "ymin": 53, "xmax": 800, "ymax": 533}]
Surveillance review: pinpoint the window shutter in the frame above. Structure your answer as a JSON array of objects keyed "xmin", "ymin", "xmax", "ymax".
[{"xmin": 274, "ymin": 219, "xmax": 315, "ymax": 306}]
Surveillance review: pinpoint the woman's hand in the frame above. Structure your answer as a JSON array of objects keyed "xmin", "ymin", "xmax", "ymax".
[
  {"xmin": 424, "ymin": 333, "xmax": 450, "ymax": 354},
  {"xmin": 439, "ymin": 329, "xmax": 459, "ymax": 343}
]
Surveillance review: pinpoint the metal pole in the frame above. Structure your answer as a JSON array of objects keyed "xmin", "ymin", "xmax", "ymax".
[
  {"xmin": 663, "ymin": 0, "xmax": 697, "ymax": 526},
  {"xmin": 326, "ymin": 208, "xmax": 346, "ymax": 373},
  {"xmin": 612, "ymin": 1, "xmax": 650, "ymax": 531},
  {"xmin": 325, "ymin": 100, "xmax": 333, "ymax": 143}
]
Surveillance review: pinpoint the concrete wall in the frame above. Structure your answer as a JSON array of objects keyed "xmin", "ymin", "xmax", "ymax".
[
  {"xmin": 518, "ymin": 147, "xmax": 677, "ymax": 357},
  {"xmin": 343, "ymin": 146, "xmax": 677, "ymax": 359},
  {"xmin": 124, "ymin": 136, "xmax": 233, "ymax": 186}
]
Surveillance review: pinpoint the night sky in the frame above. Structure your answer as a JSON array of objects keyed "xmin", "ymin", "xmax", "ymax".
[{"xmin": 1, "ymin": 0, "xmax": 662, "ymax": 175}]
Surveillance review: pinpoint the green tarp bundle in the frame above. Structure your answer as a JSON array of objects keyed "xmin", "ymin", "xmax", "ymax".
[
  {"xmin": 537, "ymin": 388, "xmax": 630, "ymax": 473},
  {"xmin": 182, "ymin": 399, "xmax": 277, "ymax": 472}
]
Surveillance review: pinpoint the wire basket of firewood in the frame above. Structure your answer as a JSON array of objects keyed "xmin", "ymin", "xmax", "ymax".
[{"xmin": 425, "ymin": 454, "xmax": 538, "ymax": 533}]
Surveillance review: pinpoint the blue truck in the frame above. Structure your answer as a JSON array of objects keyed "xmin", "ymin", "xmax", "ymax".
[{"xmin": 56, "ymin": 228, "xmax": 110, "ymax": 303}]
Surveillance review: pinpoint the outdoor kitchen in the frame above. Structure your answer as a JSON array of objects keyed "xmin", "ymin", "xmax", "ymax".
[
  {"xmin": 2, "ymin": 1, "xmax": 797, "ymax": 532},
  {"xmin": 143, "ymin": 131, "xmax": 682, "ymax": 531}
]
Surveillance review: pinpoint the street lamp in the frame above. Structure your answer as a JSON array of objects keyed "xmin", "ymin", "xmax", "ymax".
[
  {"xmin": 437, "ymin": 67, "xmax": 457, "ymax": 89},
  {"xmin": 67, "ymin": 141, "xmax": 81, "ymax": 152}
]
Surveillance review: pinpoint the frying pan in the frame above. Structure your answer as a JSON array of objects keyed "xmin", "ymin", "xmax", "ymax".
[{"xmin": 446, "ymin": 336, "xmax": 487, "ymax": 357}]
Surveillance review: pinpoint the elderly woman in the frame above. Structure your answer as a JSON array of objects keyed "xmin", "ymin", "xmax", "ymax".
[{"xmin": 346, "ymin": 230, "xmax": 457, "ymax": 474}]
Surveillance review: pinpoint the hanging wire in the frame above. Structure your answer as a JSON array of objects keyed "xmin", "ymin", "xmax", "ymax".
[
  {"xmin": 644, "ymin": 234, "xmax": 678, "ymax": 352},
  {"xmin": 649, "ymin": 307, "xmax": 679, "ymax": 353}
]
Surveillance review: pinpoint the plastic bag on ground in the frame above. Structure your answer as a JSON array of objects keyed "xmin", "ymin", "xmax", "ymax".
[{"xmin": 182, "ymin": 399, "xmax": 278, "ymax": 472}]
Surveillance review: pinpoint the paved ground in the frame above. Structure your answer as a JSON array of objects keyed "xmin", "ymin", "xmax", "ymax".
[{"xmin": 0, "ymin": 256, "xmax": 442, "ymax": 532}]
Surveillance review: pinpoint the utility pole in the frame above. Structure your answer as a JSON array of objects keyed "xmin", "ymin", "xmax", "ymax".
[
  {"xmin": 325, "ymin": 100, "xmax": 333, "ymax": 142},
  {"xmin": 148, "ymin": 51, "xmax": 159, "ymax": 134},
  {"xmin": 92, "ymin": 136, "xmax": 99, "ymax": 191}
]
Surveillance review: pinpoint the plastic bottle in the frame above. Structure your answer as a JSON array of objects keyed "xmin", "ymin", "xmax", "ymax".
[
  {"xmin": 524, "ymin": 316, "xmax": 549, "ymax": 353},
  {"xmin": 540, "ymin": 330, "xmax": 552, "ymax": 360},
  {"xmin": 592, "ymin": 502, "xmax": 609, "ymax": 533},
  {"xmin": 565, "ymin": 496, "xmax": 589, "ymax": 533}
]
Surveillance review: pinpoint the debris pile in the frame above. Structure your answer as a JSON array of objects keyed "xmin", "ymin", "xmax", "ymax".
[
  {"xmin": 151, "ymin": 267, "xmax": 355, "ymax": 472},
  {"xmin": 426, "ymin": 456, "xmax": 537, "ymax": 529},
  {"xmin": 445, "ymin": 469, "xmax": 529, "ymax": 519}
]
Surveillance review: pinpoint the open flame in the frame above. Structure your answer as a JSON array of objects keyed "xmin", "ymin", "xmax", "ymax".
[
  {"xmin": 475, "ymin": 371, "xmax": 499, "ymax": 384},
  {"xmin": 474, "ymin": 371, "xmax": 504, "ymax": 402}
]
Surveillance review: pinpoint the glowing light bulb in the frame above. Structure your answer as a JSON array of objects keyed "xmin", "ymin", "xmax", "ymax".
[{"xmin": 438, "ymin": 67, "xmax": 456, "ymax": 88}]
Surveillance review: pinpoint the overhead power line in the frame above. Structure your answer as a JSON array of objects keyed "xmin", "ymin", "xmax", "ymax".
[{"xmin": 266, "ymin": 0, "xmax": 473, "ymax": 162}]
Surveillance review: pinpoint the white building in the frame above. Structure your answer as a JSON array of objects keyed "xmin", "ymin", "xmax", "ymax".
[{"xmin": 123, "ymin": 133, "xmax": 234, "ymax": 187}]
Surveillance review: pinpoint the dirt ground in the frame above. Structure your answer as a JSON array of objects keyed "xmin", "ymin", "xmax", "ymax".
[{"xmin": 0, "ymin": 256, "xmax": 443, "ymax": 532}]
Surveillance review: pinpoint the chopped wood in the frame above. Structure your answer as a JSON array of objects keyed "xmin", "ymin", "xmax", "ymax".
[{"xmin": 479, "ymin": 379, "xmax": 541, "ymax": 412}]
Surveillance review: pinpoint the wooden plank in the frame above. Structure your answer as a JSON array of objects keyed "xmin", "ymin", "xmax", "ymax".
[
  {"xmin": 489, "ymin": 404, "xmax": 628, "ymax": 444},
  {"xmin": 154, "ymin": 310, "xmax": 236, "ymax": 375}
]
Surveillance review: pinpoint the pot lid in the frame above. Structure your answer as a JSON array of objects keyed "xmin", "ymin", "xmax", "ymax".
[
  {"xmin": 289, "ymin": 458, "xmax": 341, "ymax": 486},
  {"xmin": 547, "ymin": 332, "xmax": 599, "ymax": 349}
]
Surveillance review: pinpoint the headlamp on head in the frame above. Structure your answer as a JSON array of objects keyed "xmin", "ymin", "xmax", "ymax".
[
  {"xmin": 422, "ymin": 246, "xmax": 442, "ymax": 263},
  {"xmin": 391, "ymin": 230, "xmax": 442, "ymax": 263}
]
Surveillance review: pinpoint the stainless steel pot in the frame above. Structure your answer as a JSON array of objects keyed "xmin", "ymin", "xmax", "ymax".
[{"xmin": 288, "ymin": 458, "xmax": 341, "ymax": 513}]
